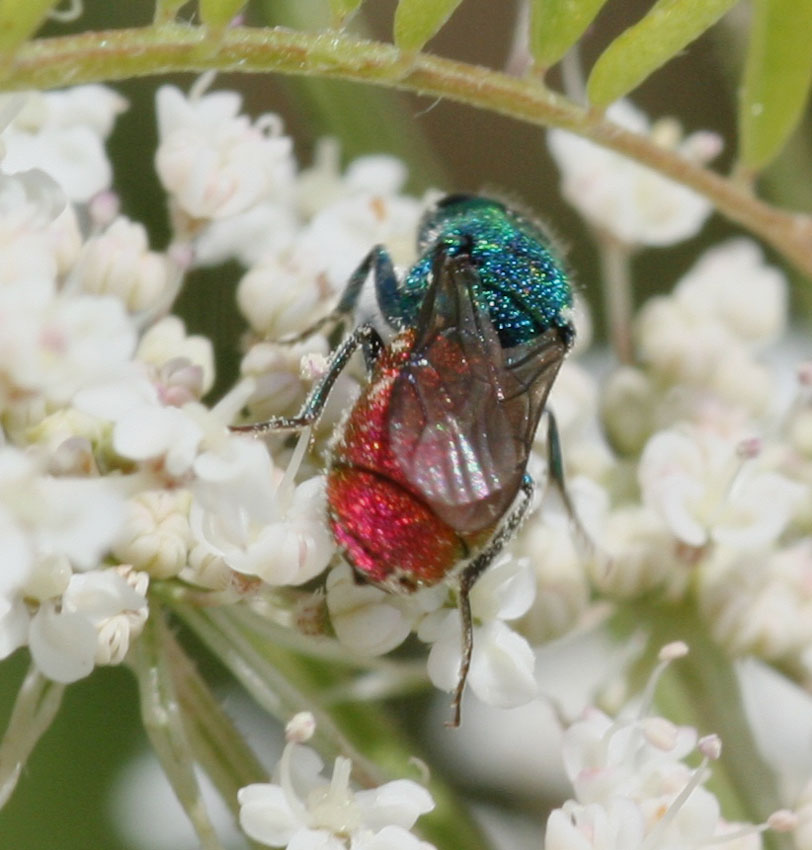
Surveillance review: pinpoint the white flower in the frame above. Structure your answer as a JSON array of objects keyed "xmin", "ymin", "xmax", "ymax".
[
  {"xmin": 594, "ymin": 505, "xmax": 686, "ymax": 598},
  {"xmin": 417, "ymin": 555, "xmax": 538, "ymax": 709},
  {"xmin": 638, "ymin": 425, "xmax": 804, "ymax": 549},
  {"xmin": 112, "ymin": 489, "xmax": 192, "ymax": 579},
  {"xmin": 75, "ymin": 216, "xmax": 173, "ymax": 313},
  {"xmin": 547, "ymin": 100, "xmax": 718, "ymax": 247},
  {"xmin": 190, "ymin": 437, "xmax": 335, "ymax": 585},
  {"xmin": 546, "ymin": 798, "xmax": 645, "ymax": 850},
  {"xmin": 546, "ymin": 648, "xmax": 776, "ymax": 850},
  {"xmin": 2, "ymin": 86, "xmax": 126, "ymax": 202},
  {"xmin": 238, "ymin": 728, "xmax": 435, "ymax": 850},
  {"xmin": 28, "ymin": 568, "xmax": 148, "ymax": 681},
  {"xmin": 296, "ymin": 191, "xmax": 422, "ymax": 294},
  {"xmin": 237, "ymin": 249, "xmax": 333, "ymax": 339},
  {"xmin": 0, "ymin": 284, "xmax": 138, "ymax": 418},
  {"xmin": 327, "ymin": 562, "xmax": 444, "ymax": 656},
  {"xmin": 155, "ymin": 85, "xmax": 295, "ymax": 221},
  {"xmin": 514, "ymin": 476, "xmax": 602, "ymax": 641},
  {"xmin": 700, "ymin": 542, "xmax": 812, "ymax": 662},
  {"xmin": 191, "ymin": 199, "xmax": 299, "ymax": 267},
  {"xmin": 0, "ymin": 167, "xmax": 66, "ymax": 288},
  {"xmin": 296, "ymin": 144, "xmax": 408, "ymax": 220},
  {"xmin": 136, "ymin": 315, "xmax": 215, "ymax": 400},
  {"xmin": 0, "ymin": 447, "xmax": 125, "ymax": 575},
  {"xmin": 239, "ymin": 336, "xmax": 360, "ymax": 434},
  {"xmin": 9, "ymin": 85, "xmax": 127, "ymax": 139},
  {"xmin": 114, "ymin": 402, "xmax": 206, "ymax": 478},
  {"xmin": 674, "ymin": 239, "xmax": 787, "ymax": 346},
  {"xmin": 633, "ymin": 241, "xmax": 787, "ymax": 418}
]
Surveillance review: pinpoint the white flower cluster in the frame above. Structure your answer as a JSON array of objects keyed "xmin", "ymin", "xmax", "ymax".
[
  {"xmin": 0, "ymin": 87, "xmax": 152, "ymax": 683},
  {"xmin": 0, "ymin": 80, "xmax": 484, "ymax": 704},
  {"xmin": 533, "ymin": 100, "xmax": 812, "ymax": 695},
  {"xmin": 4, "ymin": 82, "xmax": 811, "ymax": 829},
  {"xmin": 547, "ymin": 99, "xmax": 721, "ymax": 247},
  {"xmin": 545, "ymin": 644, "xmax": 797, "ymax": 850},
  {"xmin": 238, "ymin": 712, "xmax": 436, "ymax": 850}
]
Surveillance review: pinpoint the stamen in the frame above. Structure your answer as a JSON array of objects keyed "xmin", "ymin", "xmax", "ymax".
[
  {"xmin": 641, "ymin": 755, "xmax": 710, "ymax": 850},
  {"xmin": 642, "ymin": 717, "xmax": 679, "ymax": 751},
  {"xmin": 637, "ymin": 642, "xmax": 690, "ymax": 722},
  {"xmin": 767, "ymin": 810, "xmax": 799, "ymax": 832},
  {"xmin": 286, "ymin": 712, "xmax": 316, "ymax": 744},
  {"xmin": 698, "ymin": 734, "xmax": 722, "ymax": 760},
  {"xmin": 190, "ymin": 71, "xmax": 217, "ymax": 101},
  {"xmin": 698, "ymin": 812, "xmax": 796, "ymax": 847},
  {"xmin": 277, "ymin": 739, "xmax": 311, "ymax": 826},
  {"xmin": 277, "ymin": 426, "xmax": 312, "ymax": 509}
]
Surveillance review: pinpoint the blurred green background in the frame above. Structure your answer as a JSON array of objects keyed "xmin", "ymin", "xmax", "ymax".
[{"xmin": 1, "ymin": 1, "xmax": 809, "ymax": 847}]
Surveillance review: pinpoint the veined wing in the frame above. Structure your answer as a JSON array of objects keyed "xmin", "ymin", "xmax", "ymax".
[{"xmin": 387, "ymin": 248, "xmax": 568, "ymax": 533}]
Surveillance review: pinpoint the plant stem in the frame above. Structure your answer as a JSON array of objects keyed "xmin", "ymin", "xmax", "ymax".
[
  {"xmin": 130, "ymin": 608, "xmax": 225, "ymax": 850},
  {"xmin": 597, "ymin": 235, "xmax": 635, "ymax": 364},
  {"xmin": 0, "ymin": 665, "xmax": 64, "ymax": 810},
  {"xmin": 5, "ymin": 24, "xmax": 812, "ymax": 280}
]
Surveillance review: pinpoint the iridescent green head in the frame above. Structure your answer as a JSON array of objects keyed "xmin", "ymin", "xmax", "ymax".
[{"xmin": 404, "ymin": 195, "xmax": 573, "ymax": 348}]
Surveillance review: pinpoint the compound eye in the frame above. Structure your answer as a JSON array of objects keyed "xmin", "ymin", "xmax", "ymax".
[{"xmin": 436, "ymin": 193, "xmax": 478, "ymax": 209}]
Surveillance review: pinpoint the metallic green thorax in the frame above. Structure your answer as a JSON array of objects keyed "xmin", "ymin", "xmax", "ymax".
[{"xmin": 398, "ymin": 196, "xmax": 572, "ymax": 348}]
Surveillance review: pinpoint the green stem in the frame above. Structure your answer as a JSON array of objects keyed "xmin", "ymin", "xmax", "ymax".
[
  {"xmin": 130, "ymin": 608, "xmax": 225, "ymax": 850},
  {"xmin": 161, "ymin": 627, "xmax": 267, "ymax": 827},
  {"xmin": 597, "ymin": 235, "xmax": 635, "ymax": 364},
  {"xmin": 0, "ymin": 664, "xmax": 64, "ymax": 810},
  {"xmin": 4, "ymin": 24, "xmax": 812, "ymax": 280}
]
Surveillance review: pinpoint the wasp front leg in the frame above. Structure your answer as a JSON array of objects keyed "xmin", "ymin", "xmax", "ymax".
[
  {"xmin": 276, "ymin": 246, "xmax": 399, "ymax": 348},
  {"xmin": 232, "ymin": 323, "xmax": 384, "ymax": 436}
]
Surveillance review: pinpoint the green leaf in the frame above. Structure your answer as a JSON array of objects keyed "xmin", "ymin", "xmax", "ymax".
[
  {"xmin": 586, "ymin": 0, "xmax": 741, "ymax": 106},
  {"xmin": 328, "ymin": 0, "xmax": 364, "ymax": 27},
  {"xmin": 529, "ymin": 0, "xmax": 611, "ymax": 70},
  {"xmin": 738, "ymin": 0, "xmax": 812, "ymax": 171},
  {"xmin": 198, "ymin": 0, "xmax": 246, "ymax": 30},
  {"xmin": 0, "ymin": 0, "xmax": 61, "ymax": 52},
  {"xmin": 393, "ymin": 0, "xmax": 464, "ymax": 52}
]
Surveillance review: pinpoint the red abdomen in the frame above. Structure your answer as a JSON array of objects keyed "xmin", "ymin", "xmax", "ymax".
[{"xmin": 326, "ymin": 330, "xmax": 487, "ymax": 592}]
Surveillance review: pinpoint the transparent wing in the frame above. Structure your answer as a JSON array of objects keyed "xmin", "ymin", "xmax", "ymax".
[{"xmin": 387, "ymin": 249, "xmax": 567, "ymax": 533}]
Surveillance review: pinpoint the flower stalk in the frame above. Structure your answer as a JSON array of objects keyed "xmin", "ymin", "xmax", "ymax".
[
  {"xmin": 129, "ymin": 608, "xmax": 224, "ymax": 850},
  {"xmin": 0, "ymin": 666, "xmax": 64, "ymax": 810},
  {"xmin": 4, "ymin": 24, "xmax": 812, "ymax": 281}
]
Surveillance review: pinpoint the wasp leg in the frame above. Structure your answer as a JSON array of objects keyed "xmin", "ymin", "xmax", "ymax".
[
  {"xmin": 546, "ymin": 410, "xmax": 591, "ymax": 547},
  {"xmin": 231, "ymin": 323, "xmax": 384, "ymax": 435},
  {"xmin": 337, "ymin": 245, "xmax": 398, "ymax": 319},
  {"xmin": 448, "ymin": 474, "xmax": 535, "ymax": 728},
  {"xmin": 274, "ymin": 246, "xmax": 398, "ymax": 346}
]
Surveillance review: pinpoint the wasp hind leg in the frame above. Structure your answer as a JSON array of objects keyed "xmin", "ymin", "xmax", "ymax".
[
  {"xmin": 546, "ymin": 410, "xmax": 592, "ymax": 548},
  {"xmin": 448, "ymin": 474, "xmax": 535, "ymax": 728},
  {"xmin": 231, "ymin": 323, "xmax": 384, "ymax": 436}
]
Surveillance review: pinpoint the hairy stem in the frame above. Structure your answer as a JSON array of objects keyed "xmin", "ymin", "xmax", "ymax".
[{"xmin": 5, "ymin": 24, "xmax": 812, "ymax": 279}]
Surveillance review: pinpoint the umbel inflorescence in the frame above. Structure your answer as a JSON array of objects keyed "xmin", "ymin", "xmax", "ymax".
[{"xmin": 0, "ymin": 80, "xmax": 810, "ymax": 850}]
